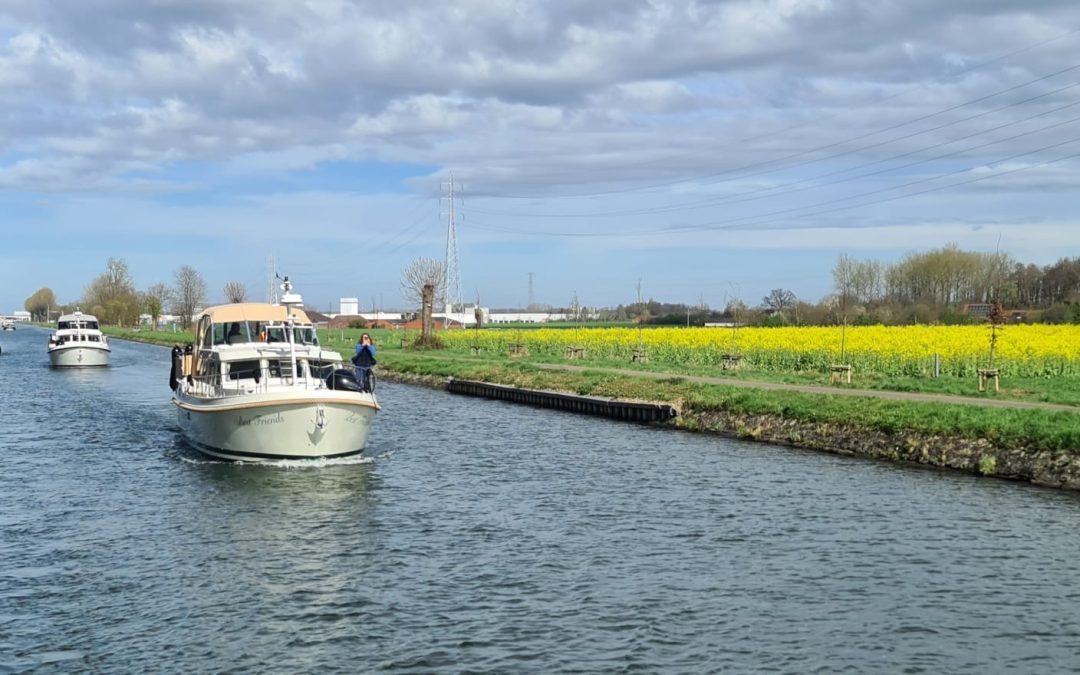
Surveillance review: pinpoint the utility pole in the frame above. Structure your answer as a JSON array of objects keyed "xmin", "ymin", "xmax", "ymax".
[{"xmin": 528, "ymin": 272, "xmax": 535, "ymax": 310}]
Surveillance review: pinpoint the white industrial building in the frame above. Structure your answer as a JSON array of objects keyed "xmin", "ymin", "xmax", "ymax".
[{"xmin": 333, "ymin": 297, "xmax": 585, "ymax": 326}]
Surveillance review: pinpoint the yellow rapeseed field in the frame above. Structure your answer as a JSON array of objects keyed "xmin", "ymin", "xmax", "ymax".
[{"xmin": 442, "ymin": 324, "xmax": 1080, "ymax": 377}]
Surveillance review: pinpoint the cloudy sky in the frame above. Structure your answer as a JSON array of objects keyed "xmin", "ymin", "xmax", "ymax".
[{"xmin": 3, "ymin": 0, "xmax": 1080, "ymax": 313}]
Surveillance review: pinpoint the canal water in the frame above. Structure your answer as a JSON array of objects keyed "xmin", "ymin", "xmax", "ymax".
[{"xmin": 2, "ymin": 327, "xmax": 1079, "ymax": 673}]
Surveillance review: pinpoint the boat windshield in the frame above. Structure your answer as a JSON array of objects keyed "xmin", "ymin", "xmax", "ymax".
[
  {"xmin": 207, "ymin": 321, "xmax": 265, "ymax": 345},
  {"xmin": 265, "ymin": 325, "xmax": 318, "ymax": 346},
  {"xmin": 58, "ymin": 320, "xmax": 99, "ymax": 330},
  {"xmin": 203, "ymin": 320, "xmax": 318, "ymax": 346}
]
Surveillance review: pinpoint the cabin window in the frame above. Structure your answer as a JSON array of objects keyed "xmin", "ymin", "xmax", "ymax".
[
  {"xmin": 226, "ymin": 360, "xmax": 262, "ymax": 381},
  {"xmin": 267, "ymin": 358, "xmax": 308, "ymax": 378},
  {"xmin": 292, "ymin": 327, "xmax": 318, "ymax": 345}
]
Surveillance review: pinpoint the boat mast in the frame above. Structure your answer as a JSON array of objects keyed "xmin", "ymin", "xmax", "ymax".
[{"xmin": 279, "ymin": 275, "xmax": 302, "ymax": 387}]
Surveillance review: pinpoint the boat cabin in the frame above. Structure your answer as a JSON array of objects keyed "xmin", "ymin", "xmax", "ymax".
[
  {"xmin": 57, "ymin": 317, "xmax": 100, "ymax": 331},
  {"xmin": 181, "ymin": 303, "xmax": 337, "ymax": 396},
  {"xmin": 50, "ymin": 312, "xmax": 107, "ymax": 346}
]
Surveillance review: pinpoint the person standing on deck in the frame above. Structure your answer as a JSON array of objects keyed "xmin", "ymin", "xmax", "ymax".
[{"xmin": 351, "ymin": 333, "xmax": 377, "ymax": 392}]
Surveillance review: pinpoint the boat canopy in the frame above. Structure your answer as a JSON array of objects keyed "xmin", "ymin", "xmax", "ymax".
[
  {"xmin": 57, "ymin": 312, "xmax": 99, "ymax": 323},
  {"xmin": 56, "ymin": 312, "xmax": 100, "ymax": 330},
  {"xmin": 197, "ymin": 303, "xmax": 312, "ymax": 325}
]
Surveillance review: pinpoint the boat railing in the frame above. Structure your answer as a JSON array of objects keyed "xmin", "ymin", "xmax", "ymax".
[{"xmin": 186, "ymin": 362, "xmax": 336, "ymax": 398}]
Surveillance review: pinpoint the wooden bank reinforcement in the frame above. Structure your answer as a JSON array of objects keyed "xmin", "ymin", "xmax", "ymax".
[{"xmin": 446, "ymin": 377, "xmax": 678, "ymax": 423}]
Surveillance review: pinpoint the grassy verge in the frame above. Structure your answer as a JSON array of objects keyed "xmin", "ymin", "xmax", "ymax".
[
  {"xmin": 102, "ymin": 325, "xmax": 1080, "ymax": 454},
  {"xmin": 379, "ymin": 351, "xmax": 1080, "ymax": 454},
  {"xmin": 311, "ymin": 327, "xmax": 1080, "ymax": 405}
]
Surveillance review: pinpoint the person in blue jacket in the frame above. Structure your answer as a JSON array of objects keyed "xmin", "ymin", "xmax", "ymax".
[{"xmin": 351, "ymin": 333, "xmax": 377, "ymax": 392}]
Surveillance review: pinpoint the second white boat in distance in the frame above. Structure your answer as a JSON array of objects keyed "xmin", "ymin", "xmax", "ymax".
[
  {"xmin": 170, "ymin": 277, "xmax": 379, "ymax": 462},
  {"xmin": 47, "ymin": 311, "xmax": 111, "ymax": 367}
]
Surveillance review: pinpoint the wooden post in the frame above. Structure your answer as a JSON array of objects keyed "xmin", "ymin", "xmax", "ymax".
[
  {"xmin": 978, "ymin": 369, "xmax": 1000, "ymax": 392},
  {"xmin": 830, "ymin": 364, "xmax": 853, "ymax": 384}
]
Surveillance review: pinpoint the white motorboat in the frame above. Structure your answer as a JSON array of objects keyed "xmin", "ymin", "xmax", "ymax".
[
  {"xmin": 171, "ymin": 277, "xmax": 379, "ymax": 462},
  {"xmin": 1, "ymin": 318, "xmax": 14, "ymax": 331},
  {"xmin": 47, "ymin": 311, "xmax": 111, "ymax": 367}
]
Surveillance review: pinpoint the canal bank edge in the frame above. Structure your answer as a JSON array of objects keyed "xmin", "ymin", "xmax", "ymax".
[{"xmin": 379, "ymin": 368, "xmax": 1080, "ymax": 491}]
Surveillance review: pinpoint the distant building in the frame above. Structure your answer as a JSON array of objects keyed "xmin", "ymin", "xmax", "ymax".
[
  {"xmin": 486, "ymin": 311, "xmax": 572, "ymax": 324},
  {"xmin": 305, "ymin": 310, "xmax": 332, "ymax": 327},
  {"xmin": 963, "ymin": 303, "xmax": 993, "ymax": 318},
  {"xmin": 340, "ymin": 297, "xmax": 359, "ymax": 315},
  {"xmin": 401, "ymin": 316, "xmax": 466, "ymax": 330}
]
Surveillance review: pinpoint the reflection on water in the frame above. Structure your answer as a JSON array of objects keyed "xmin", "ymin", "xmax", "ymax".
[{"xmin": 2, "ymin": 326, "xmax": 1080, "ymax": 673}]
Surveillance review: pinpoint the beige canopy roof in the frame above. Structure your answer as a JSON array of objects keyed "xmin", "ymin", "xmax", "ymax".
[{"xmin": 198, "ymin": 303, "xmax": 312, "ymax": 324}]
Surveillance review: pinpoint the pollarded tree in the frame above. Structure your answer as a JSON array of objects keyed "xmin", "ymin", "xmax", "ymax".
[
  {"xmin": 223, "ymin": 281, "xmax": 247, "ymax": 304},
  {"xmin": 401, "ymin": 257, "xmax": 445, "ymax": 343},
  {"xmin": 401, "ymin": 257, "xmax": 445, "ymax": 308}
]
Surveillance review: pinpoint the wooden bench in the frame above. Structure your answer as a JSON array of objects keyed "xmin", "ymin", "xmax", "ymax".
[
  {"xmin": 470, "ymin": 345, "xmax": 483, "ymax": 355},
  {"xmin": 632, "ymin": 348, "xmax": 649, "ymax": 363},
  {"xmin": 565, "ymin": 346, "xmax": 587, "ymax": 359},
  {"xmin": 830, "ymin": 364, "xmax": 853, "ymax": 384},
  {"xmin": 978, "ymin": 368, "xmax": 1000, "ymax": 392},
  {"xmin": 721, "ymin": 354, "xmax": 742, "ymax": 370}
]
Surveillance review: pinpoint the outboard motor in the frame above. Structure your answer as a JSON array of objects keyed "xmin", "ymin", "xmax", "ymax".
[
  {"xmin": 325, "ymin": 367, "xmax": 365, "ymax": 393},
  {"xmin": 169, "ymin": 345, "xmax": 183, "ymax": 390}
]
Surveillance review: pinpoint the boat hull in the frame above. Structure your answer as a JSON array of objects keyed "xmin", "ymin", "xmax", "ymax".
[
  {"xmin": 48, "ymin": 344, "xmax": 111, "ymax": 367},
  {"xmin": 173, "ymin": 391, "xmax": 378, "ymax": 462}
]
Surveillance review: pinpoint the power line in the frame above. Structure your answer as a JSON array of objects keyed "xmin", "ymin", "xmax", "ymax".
[
  {"xmin": 466, "ymin": 134, "xmax": 1080, "ymax": 239},
  {"xmin": 485, "ymin": 27, "xmax": 1080, "ymax": 200},
  {"xmin": 473, "ymin": 78, "xmax": 1080, "ymax": 220},
  {"xmin": 644, "ymin": 100, "xmax": 1080, "ymax": 216},
  {"xmin": 472, "ymin": 65, "xmax": 1080, "ymax": 223},
  {"xmin": 670, "ymin": 134, "xmax": 1080, "ymax": 234}
]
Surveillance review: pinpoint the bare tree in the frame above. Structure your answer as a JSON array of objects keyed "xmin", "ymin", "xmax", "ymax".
[
  {"xmin": 832, "ymin": 254, "xmax": 858, "ymax": 314},
  {"xmin": 223, "ymin": 281, "xmax": 247, "ymax": 303},
  {"xmin": 401, "ymin": 257, "xmax": 445, "ymax": 308},
  {"xmin": 761, "ymin": 288, "xmax": 797, "ymax": 314},
  {"xmin": 172, "ymin": 265, "xmax": 207, "ymax": 329}
]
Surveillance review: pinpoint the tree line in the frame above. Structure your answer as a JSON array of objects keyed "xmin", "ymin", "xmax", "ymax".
[
  {"xmin": 23, "ymin": 258, "xmax": 252, "ymax": 328},
  {"xmin": 602, "ymin": 246, "xmax": 1080, "ymax": 326}
]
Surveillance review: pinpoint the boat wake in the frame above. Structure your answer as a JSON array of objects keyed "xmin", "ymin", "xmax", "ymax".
[{"xmin": 173, "ymin": 450, "xmax": 379, "ymax": 469}]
